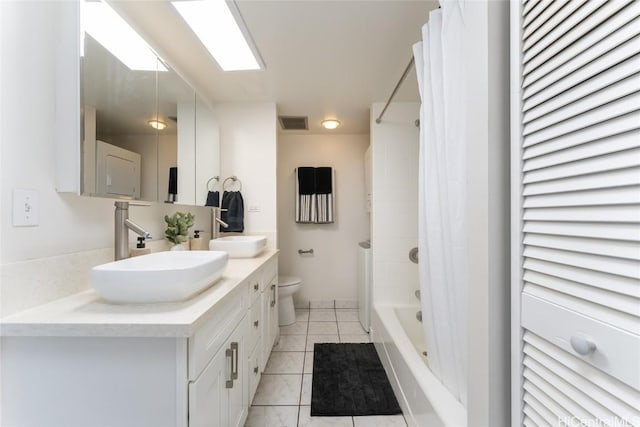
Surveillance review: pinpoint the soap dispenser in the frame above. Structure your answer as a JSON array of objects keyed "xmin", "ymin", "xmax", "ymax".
[
  {"xmin": 190, "ymin": 230, "xmax": 210, "ymax": 251},
  {"xmin": 130, "ymin": 237, "xmax": 151, "ymax": 257}
]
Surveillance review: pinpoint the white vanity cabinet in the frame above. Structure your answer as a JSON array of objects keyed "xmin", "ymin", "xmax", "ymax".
[
  {"xmin": 0, "ymin": 251, "xmax": 279, "ymax": 427},
  {"xmin": 246, "ymin": 256, "xmax": 280, "ymax": 403},
  {"xmin": 246, "ymin": 271, "xmax": 263, "ymax": 403},
  {"xmin": 188, "ymin": 282, "xmax": 249, "ymax": 427},
  {"xmin": 189, "ymin": 315, "xmax": 247, "ymax": 427}
]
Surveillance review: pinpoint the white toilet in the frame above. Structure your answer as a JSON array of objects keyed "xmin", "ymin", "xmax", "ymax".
[{"xmin": 278, "ymin": 276, "xmax": 302, "ymax": 326}]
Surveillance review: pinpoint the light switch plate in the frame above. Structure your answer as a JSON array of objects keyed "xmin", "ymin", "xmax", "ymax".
[{"xmin": 13, "ymin": 189, "xmax": 39, "ymax": 226}]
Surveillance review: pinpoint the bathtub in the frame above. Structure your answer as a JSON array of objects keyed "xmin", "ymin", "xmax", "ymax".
[{"xmin": 372, "ymin": 304, "xmax": 467, "ymax": 427}]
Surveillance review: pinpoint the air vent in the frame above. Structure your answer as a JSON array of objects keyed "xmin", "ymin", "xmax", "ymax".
[{"xmin": 279, "ymin": 116, "xmax": 308, "ymax": 130}]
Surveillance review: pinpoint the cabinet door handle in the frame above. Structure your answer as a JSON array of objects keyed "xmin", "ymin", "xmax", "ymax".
[
  {"xmin": 270, "ymin": 284, "xmax": 276, "ymax": 307},
  {"xmin": 230, "ymin": 342, "xmax": 239, "ymax": 380},
  {"xmin": 254, "ymin": 320, "xmax": 259, "ymax": 328},
  {"xmin": 254, "ymin": 283, "xmax": 259, "ymax": 291},
  {"xmin": 225, "ymin": 347, "xmax": 234, "ymax": 389},
  {"xmin": 253, "ymin": 366, "xmax": 259, "ymax": 374}
]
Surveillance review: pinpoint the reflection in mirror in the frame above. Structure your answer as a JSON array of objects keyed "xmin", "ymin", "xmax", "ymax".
[
  {"xmin": 158, "ymin": 65, "xmax": 196, "ymax": 204},
  {"xmin": 82, "ymin": 31, "xmax": 195, "ymax": 203},
  {"xmin": 195, "ymin": 96, "xmax": 221, "ymax": 207},
  {"xmin": 176, "ymin": 95, "xmax": 220, "ymax": 206},
  {"xmin": 80, "ymin": 4, "xmax": 205, "ymax": 205},
  {"xmin": 81, "ymin": 2, "xmax": 220, "ymax": 206},
  {"xmin": 81, "ymin": 32, "xmax": 160, "ymax": 200}
]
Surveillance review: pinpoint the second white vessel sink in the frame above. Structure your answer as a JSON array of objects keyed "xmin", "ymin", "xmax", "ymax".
[
  {"xmin": 209, "ymin": 235, "xmax": 267, "ymax": 258},
  {"xmin": 91, "ymin": 251, "xmax": 228, "ymax": 303}
]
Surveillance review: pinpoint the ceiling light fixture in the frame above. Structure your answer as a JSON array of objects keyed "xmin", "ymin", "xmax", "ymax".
[
  {"xmin": 321, "ymin": 119, "xmax": 340, "ymax": 130},
  {"xmin": 172, "ymin": 0, "xmax": 264, "ymax": 71},
  {"xmin": 82, "ymin": 0, "xmax": 167, "ymax": 72},
  {"xmin": 148, "ymin": 119, "xmax": 168, "ymax": 130}
]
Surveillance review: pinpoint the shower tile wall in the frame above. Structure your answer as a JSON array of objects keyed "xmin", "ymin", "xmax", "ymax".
[{"xmin": 370, "ymin": 102, "xmax": 420, "ymax": 307}]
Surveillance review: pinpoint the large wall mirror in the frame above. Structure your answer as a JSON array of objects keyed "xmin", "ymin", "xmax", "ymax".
[{"xmin": 80, "ymin": 2, "xmax": 219, "ymax": 206}]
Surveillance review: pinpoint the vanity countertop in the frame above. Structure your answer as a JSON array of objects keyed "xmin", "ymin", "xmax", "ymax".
[{"xmin": 0, "ymin": 250, "xmax": 278, "ymax": 338}]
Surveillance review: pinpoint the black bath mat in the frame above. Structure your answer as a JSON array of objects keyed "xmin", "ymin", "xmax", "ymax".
[{"xmin": 311, "ymin": 343, "xmax": 402, "ymax": 416}]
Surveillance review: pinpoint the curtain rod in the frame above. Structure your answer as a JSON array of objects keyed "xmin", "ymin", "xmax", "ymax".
[{"xmin": 375, "ymin": 57, "xmax": 415, "ymax": 124}]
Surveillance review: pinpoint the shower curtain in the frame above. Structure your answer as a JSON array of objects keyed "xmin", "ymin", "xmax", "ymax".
[{"xmin": 413, "ymin": 0, "xmax": 467, "ymax": 405}]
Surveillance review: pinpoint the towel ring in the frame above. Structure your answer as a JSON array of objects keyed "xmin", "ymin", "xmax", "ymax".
[
  {"xmin": 206, "ymin": 176, "xmax": 220, "ymax": 192},
  {"xmin": 223, "ymin": 176, "xmax": 242, "ymax": 191}
]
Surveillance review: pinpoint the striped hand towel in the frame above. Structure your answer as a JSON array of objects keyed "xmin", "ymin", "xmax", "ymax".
[{"xmin": 295, "ymin": 167, "xmax": 334, "ymax": 224}]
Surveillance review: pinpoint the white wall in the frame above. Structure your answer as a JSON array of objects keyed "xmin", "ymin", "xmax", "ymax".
[
  {"xmin": 370, "ymin": 102, "xmax": 420, "ymax": 307},
  {"xmin": 215, "ymin": 102, "xmax": 277, "ymax": 243},
  {"xmin": 0, "ymin": 1, "xmax": 211, "ymax": 317},
  {"xmin": 277, "ymin": 134, "xmax": 370, "ymax": 307},
  {"xmin": 465, "ymin": 1, "xmax": 511, "ymax": 425}
]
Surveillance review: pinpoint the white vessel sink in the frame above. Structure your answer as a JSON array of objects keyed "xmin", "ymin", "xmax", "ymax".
[
  {"xmin": 91, "ymin": 251, "xmax": 228, "ymax": 303},
  {"xmin": 209, "ymin": 235, "xmax": 267, "ymax": 258}
]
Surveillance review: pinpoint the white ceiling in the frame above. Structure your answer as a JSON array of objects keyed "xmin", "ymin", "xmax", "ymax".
[{"xmin": 108, "ymin": 0, "xmax": 437, "ymax": 135}]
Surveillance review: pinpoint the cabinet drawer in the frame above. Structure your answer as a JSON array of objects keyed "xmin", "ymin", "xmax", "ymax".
[
  {"xmin": 248, "ymin": 299, "xmax": 261, "ymax": 353},
  {"xmin": 247, "ymin": 338, "xmax": 262, "ymax": 404},
  {"xmin": 189, "ymin": 287, "xmax": 247, "ymax": 380},
  {"xmin": 247, "ymin": 273, "xmax": 261, "ymax": 305}
]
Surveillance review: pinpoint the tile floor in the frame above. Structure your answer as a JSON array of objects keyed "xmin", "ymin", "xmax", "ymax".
[{"xmin": 245, "ymin": 308, "xmax": 407, "ymax": 427}]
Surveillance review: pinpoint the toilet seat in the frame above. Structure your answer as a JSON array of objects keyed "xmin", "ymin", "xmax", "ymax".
[{"xmin": 278, "ymin": 275, "xmax": 301, "ymax": 288}]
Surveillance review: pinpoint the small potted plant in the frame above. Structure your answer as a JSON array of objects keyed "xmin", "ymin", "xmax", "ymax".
[{"xmin": 164, "ymin": 212, "xmax": 195, "ymax": 250}]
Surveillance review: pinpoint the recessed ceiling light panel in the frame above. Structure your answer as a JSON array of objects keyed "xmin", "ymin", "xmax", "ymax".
[{"xmin": 172, "ymin": 0, "xmax": 264, "ymax": 71}]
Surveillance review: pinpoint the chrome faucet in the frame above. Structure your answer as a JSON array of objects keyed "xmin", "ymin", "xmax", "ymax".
[
  {"xmin": 211, "ymin": 207, "xmax": 229, "ymax": 240},
  {"xmin": 114, "ymin": 201, "xmax": 151, "ymax": 260}
]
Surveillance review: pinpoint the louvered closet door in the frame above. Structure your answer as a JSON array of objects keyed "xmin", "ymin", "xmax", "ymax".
[{"xmin": 512, "ymin": 1, "xmax": 640, "ymax": 426}]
